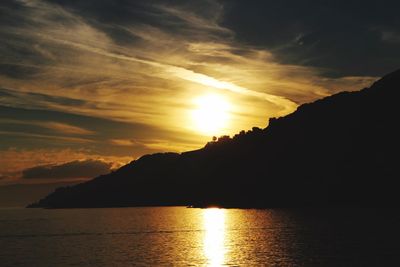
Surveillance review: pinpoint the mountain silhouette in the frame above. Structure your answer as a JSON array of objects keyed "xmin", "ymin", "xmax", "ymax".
[{"xmin": 28, "ymin": 69, "xmax": 400, "ymax": 208}]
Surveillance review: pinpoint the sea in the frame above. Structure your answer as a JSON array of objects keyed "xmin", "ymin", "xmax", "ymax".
[{"xmin": 1, "ymin": 207, "xmax": 399, "ymax": 266}]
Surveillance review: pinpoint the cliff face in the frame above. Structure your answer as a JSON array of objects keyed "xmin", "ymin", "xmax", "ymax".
[{"xmin": 29, "ymin": 69, "xmax": 400, "ymax": 208}]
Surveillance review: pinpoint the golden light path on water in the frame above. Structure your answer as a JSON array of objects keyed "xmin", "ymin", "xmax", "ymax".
[{"xmin": 203, "ymin": 208, "xmax": 226, "ymax": 266}]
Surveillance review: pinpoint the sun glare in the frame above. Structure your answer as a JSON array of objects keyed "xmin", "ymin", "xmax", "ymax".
[
  {"xmin": 203, "ymin": 208, "xmax": 226, "ymax": 266},
  {"xmin": 192, "ymin": 94, "xmax": 231, "ymax": 135}
]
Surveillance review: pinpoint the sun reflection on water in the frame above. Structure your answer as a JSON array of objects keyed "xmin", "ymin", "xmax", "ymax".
[{"xmin": 203, "ymin": 208, "xmax": 226, "ymax": 267}]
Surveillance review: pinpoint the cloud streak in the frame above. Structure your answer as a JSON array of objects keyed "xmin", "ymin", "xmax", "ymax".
[
  {"xmin": 40, "ymin": 122, "xmax": 94, "ymax": 135},
  {"xmin": 0, "ymin": 119, "xmax": 94, "ymax": 135}
]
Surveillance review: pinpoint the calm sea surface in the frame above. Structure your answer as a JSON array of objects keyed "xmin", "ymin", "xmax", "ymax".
[{"xmin": 1, "ymin": 207, "xmax": 399, "ymax": 266}]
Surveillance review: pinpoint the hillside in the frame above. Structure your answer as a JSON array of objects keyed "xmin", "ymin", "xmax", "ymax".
[{"xmin": 28, "ymin": 69, "xmax": 400, "ymax": 208}]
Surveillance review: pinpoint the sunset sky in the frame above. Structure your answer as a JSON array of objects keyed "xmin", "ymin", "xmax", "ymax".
[{"xmin": 1, "ymin": 0, "xmax": 399, "ymax": 186}]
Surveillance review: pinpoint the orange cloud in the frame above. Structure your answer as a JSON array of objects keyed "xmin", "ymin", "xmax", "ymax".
[
  {"xmin": 40, "ymin": 122, "xmax": 94, "ymax": 135},
  {"xmin": 110, "ymin": 139, "xmax": 138, "ymax": 146}
]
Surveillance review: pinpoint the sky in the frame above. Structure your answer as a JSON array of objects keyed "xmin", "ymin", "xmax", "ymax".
[{"xmin": 1, "ymin": 0, "xmax": 399, "ymax": 187}]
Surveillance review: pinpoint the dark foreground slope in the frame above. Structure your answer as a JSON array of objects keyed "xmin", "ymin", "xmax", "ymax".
[{"xmin": 29, "ymin": 69, "xmax": 400, "ymax": 208}]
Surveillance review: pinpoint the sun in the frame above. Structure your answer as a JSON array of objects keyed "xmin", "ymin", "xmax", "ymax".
[{"xmin": 191, "ymin": 94, "xmax": 231, "ymax": 135}]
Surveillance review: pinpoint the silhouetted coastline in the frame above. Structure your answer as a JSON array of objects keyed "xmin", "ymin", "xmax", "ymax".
[{"xmin": 28, "ymin": 69, "xmax": 400, "ymax": 209}]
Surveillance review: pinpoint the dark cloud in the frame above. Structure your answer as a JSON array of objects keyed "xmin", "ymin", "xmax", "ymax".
[
  {"xmin": 0, "ymin": 64, "xmax": 40, "ymax": 79},
  {"xmin": 0, "ymin": 1, "xmax": 30, "ymax": 27},
  {"xmin": 220, "ymin": 0, "xmax": 400, "ymax": 77},
  {"xmin": 22, "ymin": 159, "xmax": 113, "ymax": 179}
]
